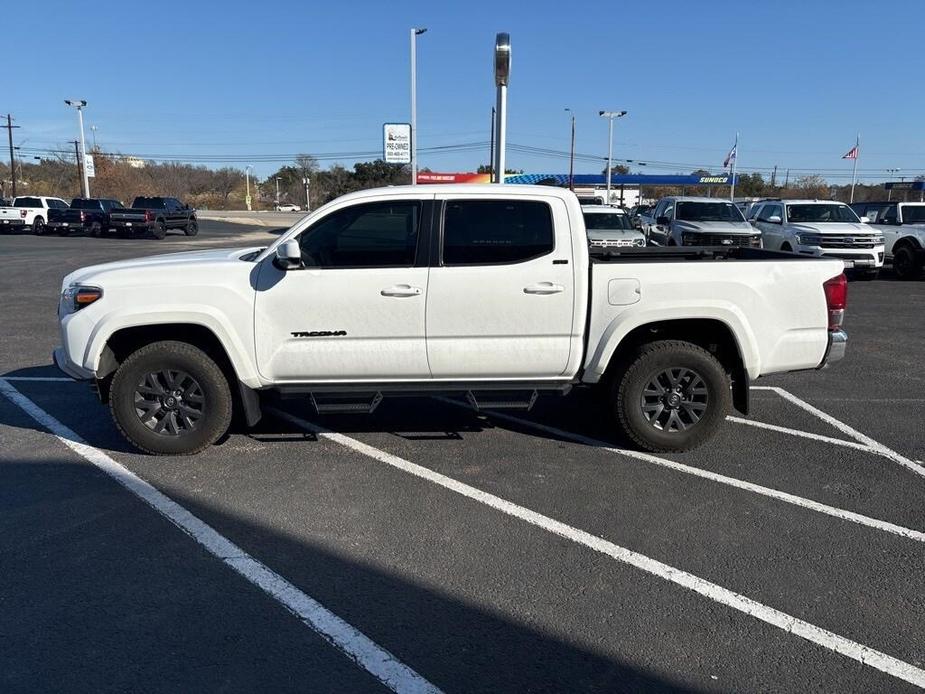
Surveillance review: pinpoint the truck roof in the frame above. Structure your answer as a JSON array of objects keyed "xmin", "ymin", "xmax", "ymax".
[
  {"xmin": 331, "ymin": 184, "xmax": 579, "ymax": 203},
  {"xmin": 660, "ymin": 196, "xmax": 737, "ymax": 203}
]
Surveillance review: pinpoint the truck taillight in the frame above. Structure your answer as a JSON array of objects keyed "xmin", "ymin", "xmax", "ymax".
[
  {"xmin": 144, "ymin": 210, "xmax": 155, "ymax": 222},
  {"xmin": 823, "ymin": 273, "xmax": 847, "ymax": 330},
  {"xmin": 20, "ymin": 209, "xmax": 26, "ymax": 218},
  {"xmin": 79, "ymin": 211, "xmax": 86, "ymax": 222}
]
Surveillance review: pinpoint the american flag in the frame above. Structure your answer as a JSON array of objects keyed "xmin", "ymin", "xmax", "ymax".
[
  {"xmin": 723, "ymin": 143, "xmax": 737, "ymax": 168},
  {"xmin": 842, "ymin": 145, "xmax": 859, "ymax": 160}
]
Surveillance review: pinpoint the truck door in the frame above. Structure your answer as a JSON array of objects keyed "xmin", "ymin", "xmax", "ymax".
[
  {"xmin": 425, "ymin": 195, "xmax": 575, "ymax": 379},
  {"xmin": 254, "ymin": 195, "xmax": 433, "ymax": 382}
]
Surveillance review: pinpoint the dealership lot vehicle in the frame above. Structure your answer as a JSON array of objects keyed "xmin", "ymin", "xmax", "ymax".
[
  {"xmin": 581, "ymin": 204, "xmax": 646, "ymax": 248},
  {"xmin": 46, "ymin": 198, "xmax": 126, "ymax": 236},
  {"xmin": 109, "ymin": 196, "xmax": 198, "ymax": 239},
  {"xmin": 5, "ymin": 195, "xmax": 70, "ymax": 235},
  {"xmin": 275, "ymin": 203, "xmax": 302, "ymax": 212},
  {"xmin": 0, "ymin": 205, "xmax": 26, "ymax": 231},
  {"xmin": 54, "ymin": 185, "xmax": 847, "ymax": 456},
  {"xmin": 2, "ymin": 221, "xmax": 924, "ymax": 692},
  {"xmin": 749, "ymin": 199, "xmax": 885, "ymax": 278},
  {"xmin": 851, "ymin": 201, "xmax": 925, "ymax": 279},
  {"xmin": 645, "ymin": 196, "xmax": 762, "ymax": 247}
]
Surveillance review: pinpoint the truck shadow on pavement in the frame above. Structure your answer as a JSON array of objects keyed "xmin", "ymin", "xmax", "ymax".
[{"xmin": 0, "ymin": 456, "xmax": 702, "ymax": 693}]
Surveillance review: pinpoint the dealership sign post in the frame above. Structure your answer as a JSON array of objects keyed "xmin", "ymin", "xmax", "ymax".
[{"xmin": 383, "ymin": 123, "xmax": 412, "ymax": 165}]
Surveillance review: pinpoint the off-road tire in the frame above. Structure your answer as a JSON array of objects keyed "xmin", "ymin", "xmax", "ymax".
[
  {"xmin": 184, "ymin": 218, "xmax": 199, "ymax": 236},
  {"xmin": 610, "ymin": 340, "xmax": 730, "ymax": 453},
  {"xmin": 110, "ymin": 341, "xmax": 232, "ymax": 455}
]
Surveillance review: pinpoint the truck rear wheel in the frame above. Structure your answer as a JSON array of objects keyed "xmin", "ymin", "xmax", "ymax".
[
  {"xmin": 110, "ymin": 341, "xmax": 232, "ymax": 455},
  {"xmin": 33, "ymin": 217, "xmax": 46, "ymax": 235},
  {"xmin": 610, "ymin": 340, "xmax": 730, "ymax": 453},
  {"xmin": 150, "ymin": 220, "xmax": 167, "ymax": 239}
]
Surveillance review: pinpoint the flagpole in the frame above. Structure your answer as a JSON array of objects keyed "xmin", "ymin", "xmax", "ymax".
[
  {"xmin": 849, "ymin": 132, "xmax": 859, "ymax": 203},
  {"xmin": 730, "ymin": 132, "xmax": 738, "ymax": 200}
]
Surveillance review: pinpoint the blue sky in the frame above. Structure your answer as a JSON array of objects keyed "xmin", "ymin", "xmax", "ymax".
[{"xmin": 7, "ymin": 0, "xmax": 924, "ymax": 182}]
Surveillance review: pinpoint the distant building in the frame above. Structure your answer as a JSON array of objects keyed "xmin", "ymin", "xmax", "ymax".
[{"xmin": 123, "ymin": 156, "xmax": 146, "ymax": 169}]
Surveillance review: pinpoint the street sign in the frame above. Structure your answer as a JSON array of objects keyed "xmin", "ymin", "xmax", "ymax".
[
  {"xmin": 383, "ymin": 123, "xmax": 411, "ymax": 164},
  {"xmin": 84, "ymin": 154, "xmax": 95, "ymax": 178}
]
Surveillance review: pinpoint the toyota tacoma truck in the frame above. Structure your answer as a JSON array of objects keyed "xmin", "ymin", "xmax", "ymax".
[
  {"xmin": 47, "ymin": 198, "xmax": 126, "ymax": 236},
  {"xmin": 53, "ymin": 185, "xmax": 848, "ymax": 456},
  {"xmin": 645, "ymin": 197, "xmax": 762, "ymax": 248},
  {"xmin": 749, "ymin": 199, "xmax": 884, "ymax": 279},
  {"xmin": 109, "ymin": 196, "xmax": 198, "ymax": 239},
  {"xmin": 850, "ymin": 201, "xmax": 925, "ymax": 280}
]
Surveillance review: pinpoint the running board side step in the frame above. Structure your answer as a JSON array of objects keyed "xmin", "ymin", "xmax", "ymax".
[
  {"xmin": 310, "ymin": 391, "xmax": 383, "ymax": 415},
  {"xmin": 466, "ymin": 389, "xmax": 539, "ymax": 411}
]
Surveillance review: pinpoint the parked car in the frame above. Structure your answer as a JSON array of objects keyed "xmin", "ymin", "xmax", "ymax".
[
  {"xmin": 850, "ymin": 201, "xmax": 925, "ymax": 280},
  {"xmin": 628, "ymin": 204, "xmax": 652, "ymax": 230},
  {"xmin": 645, "ymin": 197, "xmax": 761, "ymax": 247},
  {"xmin": 9, "ymin": 196, "xmax": 70, "ymax": 235},
  {"xmin": 109, "ymin": 196, "xmax": 198, "ymax": 239},
  {"xmin": 582, "ymin": 205, "xmax": 646, "ymax": 248},
  {"xmin": 47, "ymin": 198, "xmax": 126, "ymax": 236},
  {"xmin": 749, "ymin": 199, "xmax": 884, "ymax": 279},
  {"xmin": 54, "ymin": 184, "xmax": 848, "ymax": 456},
  {"xmin": 275, "ymin": 203, "xmax": 302, "ymax": 212}
]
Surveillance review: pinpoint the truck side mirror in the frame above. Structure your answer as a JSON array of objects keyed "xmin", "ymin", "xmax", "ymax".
[
  {"xmin": 274, "ymin": 240, "xmax": 303, "ymax": 270},
  {"xmin": 767, "ymin": 215, "xmax": 782, "ymax": 224},
  {"xmin": 859, "ymin": 216, "xmax": 870, "ymax": 224},
  {"xmin": 656, "ymin": 216, "xmax": 669, "ymax": 226}
]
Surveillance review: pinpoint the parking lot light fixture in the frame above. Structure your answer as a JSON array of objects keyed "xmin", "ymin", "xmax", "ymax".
[
  {"xmin": 245, "ymin": 165, "xmax": 253, "ymax": 211},
  {"xmin": 64, "ymin": 99, "xmax": 90, "ymax": 198},
  {"xmin": 410, "ymin": 27, "xmax": 427, "ymax": 186},
  {"xmin": 493, "ymin": 33, "xmax": 510, "ymax": 183},
  {"xmin": 599, "ymin": 110, "xmax": 628, "ymax": 204}
]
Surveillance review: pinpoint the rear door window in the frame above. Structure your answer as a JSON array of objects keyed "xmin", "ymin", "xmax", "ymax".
[{"xmin": 441, "ymin": 200, "xmax": 554, "ymax": 266}]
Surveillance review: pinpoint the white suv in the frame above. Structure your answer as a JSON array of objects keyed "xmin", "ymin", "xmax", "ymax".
[
  {"xmin": 748, "ymin": 199, "xmax": 884, "ymax": 278},
  {"xmin": 850, "ymin": 201, "xmax": 925, "ymax": 280}
]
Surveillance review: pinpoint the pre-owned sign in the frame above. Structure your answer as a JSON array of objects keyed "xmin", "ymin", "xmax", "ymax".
[
  {"xmin": 84, "ymin": 154, "xmax": 95, "ymax": 178},
  {"xmin": 383, "ymin": 123, "xmax": 411, "ymax": 164}
]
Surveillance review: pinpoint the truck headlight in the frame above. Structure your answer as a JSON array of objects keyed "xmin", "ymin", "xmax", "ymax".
[
  {"xmin": 62, "ymin": 284, "xmax": 103, "ymax": 313},
  {"xmin": 633, "ymin": 237, "xmax": 645, "ymax": 247}
]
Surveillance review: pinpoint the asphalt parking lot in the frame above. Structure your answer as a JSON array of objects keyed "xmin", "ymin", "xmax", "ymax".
[{"xmin": 1, "ymin": 221, "xmax": 923, "ymax": 693}]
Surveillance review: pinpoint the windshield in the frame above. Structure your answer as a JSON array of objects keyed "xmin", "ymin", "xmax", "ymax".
[
  {"xmin": 132, "ymin": 197, "xmax": 167, "ymax": 209},
  {"xmin": 901, "ymin": 205, "xmax": 925, "ymax": 224},
  {"xmin": 71, "ymin": 199, "xmax": 100, "ymax": 210},
  {"xmin": 787, "ymin": 204, "xmax": 859, "ymax": 223},
  {"xmin": 675, "ymin": 201, "xmax": 744, "ymax": 223},
  {"xmin": 583, "ymin": 213, "xmax": 632, "ymax": 231}
]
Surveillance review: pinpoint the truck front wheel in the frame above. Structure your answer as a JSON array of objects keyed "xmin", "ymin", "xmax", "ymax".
[
  {"xmin": 110, "ymin": 341, "xmax": 232, "ymax": 455},
  {"xmin": 611, "ymin": 340, "xmax": 730, "ymax": 453}
]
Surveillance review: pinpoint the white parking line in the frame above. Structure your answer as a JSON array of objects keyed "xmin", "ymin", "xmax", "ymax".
[
  {"xmin": 727, "ymin": 416, "xmax": 875, "ymax": 453},
  {"xmin": 3, "ymin": 376, "xmax": 74, "ymax": 382},
  {"xmin": 269, "ymin": 406, "xmax": 925, "ymax": 689},
  {"xmin": 0, "ymin": 379, "xmax": 440, "ymax": 694},
  {"xmin": 436, "ymin": 401, "xmax": 925, "ymax": 544},
  {"xmin": 757, "ymin": 386, "xmax": 925, "ymax": 480}
]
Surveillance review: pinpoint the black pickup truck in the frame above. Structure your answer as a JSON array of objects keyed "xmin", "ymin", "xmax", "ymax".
[
  {"xmin": 47, "ymin": 198, "xmax": 126, "ymax": 236},
  {"xmin": 109, "ymin": 196, "xmax": 198, "ymax": 239}
]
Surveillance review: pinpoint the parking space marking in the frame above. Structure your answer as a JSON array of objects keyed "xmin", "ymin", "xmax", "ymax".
[
  {"xmin": 434, "ymin": 401, "xmax": 925, "ymax": 543},
  {"xmin": 727, "ymin": 416, "xmax": 875, "ymax": 453},
  {"xmin": 0, "ymin": 379, "xmax": 441, "ymax": 694},
  {"xmin": 755, "ymin": 386, "xmax": 925, "ymax": 480},
  {"xmin": 269, "ymin": 406, "xmax": 925, "ymax": 689},
  {"xmin": 3, "ymin": 376, "xmax": 74, "ymax": 382}
]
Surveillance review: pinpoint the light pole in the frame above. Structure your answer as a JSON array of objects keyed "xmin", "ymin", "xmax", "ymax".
[
  {"xmin": 493, "ymin": 33, "xmax": 510, "ymax": 183},
  {"xmin": 245, "ymin": 165, "xmax": 253, "ymax": 211},
  {"xmin": 275, "ymin": 176, "xmax": 281, "ymax": 206},
  {"xmin": 564, "ymin": 108, "xmax": 575, "ymax": 191},
  {"xmin": 65, "ymin": 99, "xmax": 90, "ymax": 197},
  {"xmin": 599, "ymin": 110, "xmax": 627, "ymax": 204},
  {"xmin": 410, "ymin": 27, "xmax": 427, "ymax": 185}
]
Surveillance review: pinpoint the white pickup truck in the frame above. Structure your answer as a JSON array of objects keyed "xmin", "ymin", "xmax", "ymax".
[
  {"xmin": 1, "ymin": 195, "xmax": 71, "ymax": 234},
  {"xmin": 53, "ymin": 185, "xmax": 848, "ymax": 456}
]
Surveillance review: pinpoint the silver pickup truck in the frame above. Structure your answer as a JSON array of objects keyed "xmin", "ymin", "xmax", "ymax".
[{"xmin": 645, "ymin": 197, "xmax": 762, "ymax": 248}]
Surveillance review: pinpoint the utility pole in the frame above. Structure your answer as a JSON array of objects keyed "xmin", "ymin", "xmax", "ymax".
[
  {"xmin": 73, "ymin": 141, "xmax": 83, "ymax": 195},
  {"xmin": 303, "ymin": 176, "xmax": 311, "ymax": 211},
  {"xmin": 245, "ymin": 165, "xmax": 252, "ymax": 211},
  {"xmin": 565, "ymin": 108, "xmax": 575, "ymax": 191},
  {"xmin": 784, "ymin": 168, "xmax": 790, "ymax": 188},
  {"xmin": 4, "ymin": 114, "xmax": 20, "ymax": 198},
  {"xmin": 64, "ymin": 100, "xmax": 90, "ymax": 197},
  {"xmin": 275, "ymin": 177, "xmax": 281, "ymax": 206},
  {"xmin": 771, "ymin": 165, "xmax": 777, "ymax": 188}
]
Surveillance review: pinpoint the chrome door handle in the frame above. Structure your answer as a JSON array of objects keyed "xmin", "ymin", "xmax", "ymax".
[
  {"xmin": 523, "ymin": 282, "xmax": 565, "ymax": 295},
  {"xmin": 380, "ymin": 284, "xmax": 423, "ymax": 297}
]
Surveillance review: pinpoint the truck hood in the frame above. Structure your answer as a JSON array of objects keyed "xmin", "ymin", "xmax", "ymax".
[
  {"xmin": 673, "ymin": 220, "xmax": 755, "ymax": 235},
  {"xmin": 62, "ymin": 247, "xmax": 262, "ymax": 289},
  {"xmin": 788, "ymin": 222, "xmax": 876, "ymax": 235}
]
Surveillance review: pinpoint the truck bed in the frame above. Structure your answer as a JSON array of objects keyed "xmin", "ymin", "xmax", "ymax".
[{"xmin": 589, "ymin": 246, "xmax": 814, "ymax": 263}]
